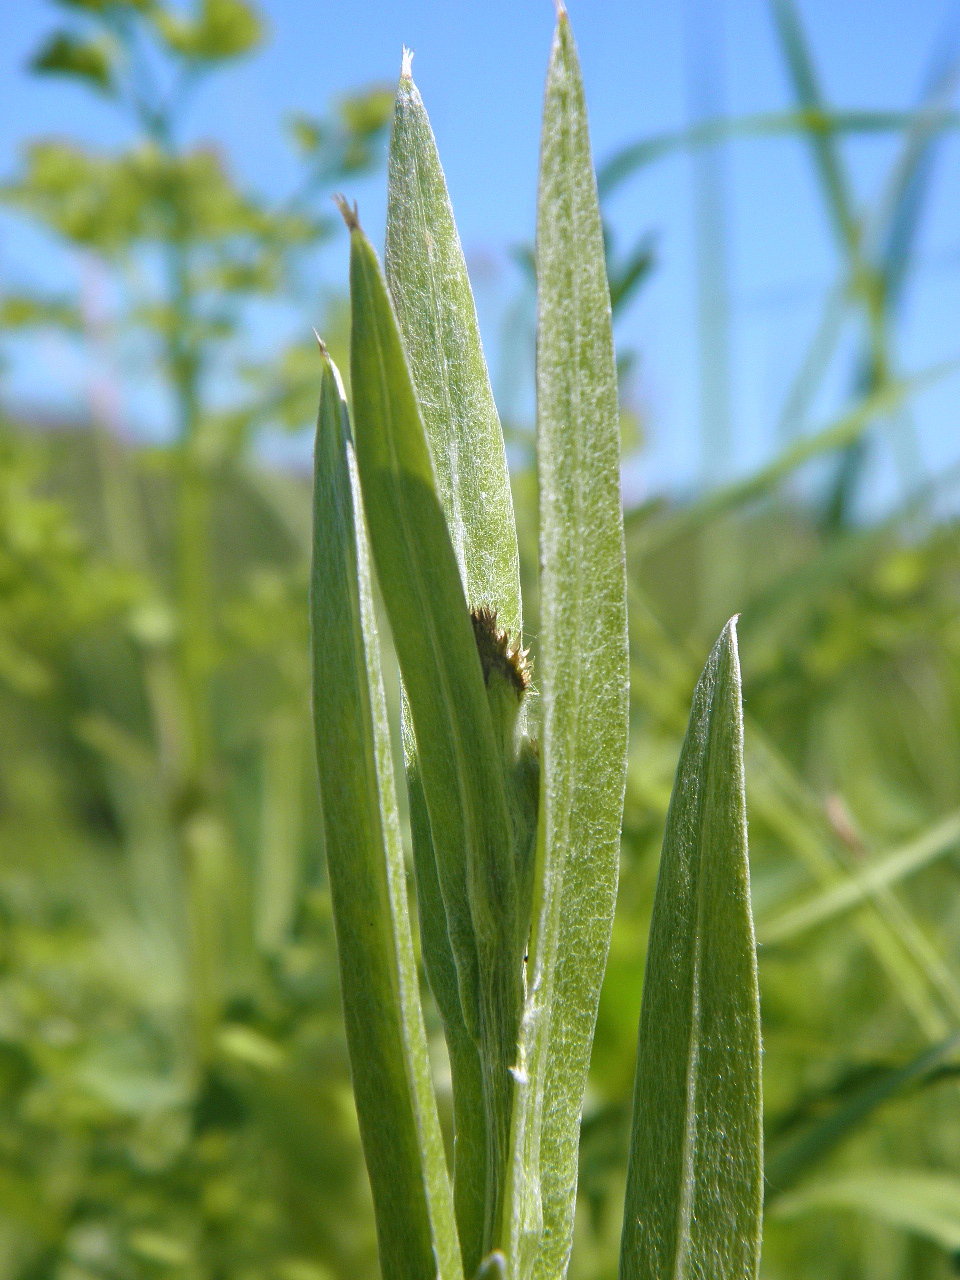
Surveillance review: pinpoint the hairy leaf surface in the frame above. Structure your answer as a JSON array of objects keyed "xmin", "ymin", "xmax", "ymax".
[
  {"xmin": 505, "ymin": 13, "xmax": 629, "ymax": 1277},
  {"xmin": 344, "ymin": 215, "xmax": 522, "ymax": 1246},
  {"xmin": 619, "ymin": 620, "xmax": 762, "ymax": 1280},
  {"xmin": 310, "ymin": 352, "xmax": 461, "ymax": 1280}
]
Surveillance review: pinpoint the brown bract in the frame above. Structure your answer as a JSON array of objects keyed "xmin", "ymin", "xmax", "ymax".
[{"xmin": 469, "ymin": 605, "xmax": 531, "ymax": 698}]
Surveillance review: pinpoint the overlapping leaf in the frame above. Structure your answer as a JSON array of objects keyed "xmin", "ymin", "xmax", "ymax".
[{"xmin": 310, "ymin": 350, "xmax": 461, "ymax": 1279}]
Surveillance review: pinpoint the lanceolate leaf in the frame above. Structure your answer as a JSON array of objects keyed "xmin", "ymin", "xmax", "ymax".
[
  {"xmin": 386, "ymin": 66, "xmax": 524, "ymax": 1272},
  {"xmin": 310, "ymin": 351, "xmax": 461, "ymax": 1280},
  {"xmin": 619, "ymin": 620, "xmax": 762, "ymax": 1280},
  {"xmin": 505, "ymin": 12, "xmax": 629, "ymax": 1276},
  {"xmin": 342, "ymin": 208, "xmax": 522, "ymax": 1247},
  {"xmin": 386, "ymin": 55, "xmax": 521, "ymax": 633}
]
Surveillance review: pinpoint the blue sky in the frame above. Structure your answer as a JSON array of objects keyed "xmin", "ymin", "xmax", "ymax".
[{"xmin": 2, "ymin": 0, "xmax": 959, "ymax": 505}]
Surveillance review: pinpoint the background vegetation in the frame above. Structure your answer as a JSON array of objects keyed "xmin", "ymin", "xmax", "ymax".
[{"xmin": 1, "ymin": 2, "xmax": 960, "ymax": 1278}]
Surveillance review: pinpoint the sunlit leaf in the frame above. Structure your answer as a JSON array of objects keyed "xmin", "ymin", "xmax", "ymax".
[
  {"xmin": 619, "ymin": 620, "xmax": 762, "ymax": 1280},
  {"xmin": 503, "ymin": 12, "xmax": 628, "ymax": 1277},
  {"xmin": 342, "ymin": 206, "xmax": 522, "ymax": 1248},
  {"xmin": 310, "ymin": 349, "xmax": 461, "ymax": 1280},
  {"xmin": 385, "ymin": 65, "xmax": 527, "ymax": 1269},
  {"xmin": 385, "ymin": 58, "xmax": 522, "ymax": 633}
]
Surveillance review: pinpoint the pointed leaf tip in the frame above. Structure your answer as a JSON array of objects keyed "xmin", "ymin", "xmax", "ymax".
[
  {"xmin": 619, "ymin": 618, "xmax": 761, "ymax": 1280},
  {"xmin": 333, "ymin": 193, "xmax": 360, "ymax": 231}
]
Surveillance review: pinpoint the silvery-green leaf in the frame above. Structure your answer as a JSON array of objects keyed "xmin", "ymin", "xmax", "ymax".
[
  {"xmin": 619, "ymin": 620, "xmax": 762, "ymax": 1280},
  {"xmin": 342, "ymin": 208, "xmax": 522, "ymax": 1249},
  {"xmin": 386, "ymin": 55, "xmax": 521, "ymax": 633},
  {"xmin": 504, "ymin": 11, "xmax": 629, "ymax": 1276},
  {"xmin": 407, "ymin": 743, "xmax": 488, "ymax": 1277},
  {"xmin": 386, "ymin": 69, "xmax": 527, "ymax": 1270}
]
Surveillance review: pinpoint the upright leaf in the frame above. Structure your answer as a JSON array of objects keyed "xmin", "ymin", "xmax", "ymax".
[
  {"xmin": 386, "ymin": 53, "xmax": 521, "ymax": 633},
  {"xmin": 342, "ymin": 206, "xmax": 522, "ymax": 1249},
  {"xmin": 406, "ymin": 749, "xmax": 489, "ymax": 1277},
  {"xmin": 619, "ymin": 620, "xmax": 762, "ymax": 1280},
  {"xmin": 504, "ymin": 12, "xmax": 629, "ymax": 1276},
  {"xmin": 310, "ymin": 351, "xmax": 461, "ymax": 1280},
  {"xmin": 385, "ymin": 64, "xmax": 525, "ymax": 1272}
]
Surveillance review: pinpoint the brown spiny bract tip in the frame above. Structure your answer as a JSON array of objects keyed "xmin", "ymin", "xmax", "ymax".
[
  {"xmin": 312, "ymin": 328, "xmax": 327, "ymax": 355},
  {"xmin": 470, "ymin": 605, "xmax": 531, "ymax": 698},
  {"xmin": 333, "ymin": 193, "xmax": 360, "ymax": 231}
]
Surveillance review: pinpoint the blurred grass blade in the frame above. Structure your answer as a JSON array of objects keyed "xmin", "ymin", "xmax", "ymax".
[
  {"xmin": 504, "ymin": 12, "xmax": 629, "ymax": 1276},
  {"xmin": 770, "ymin": 0, "xmax": 859, "ymax": 253},
  {"xmin": 745, "ymin": 727, "xmax": 960, "ymax": 1040},
  {"xmin": 596, "ymin": 108, "xmax": 960, "ymax": 198},
  {"xmin": 627, "ymin": 359, "xmax": 960, "ymax": 547},
  {"xmin": 765, "ymin": 1032, "xmax": 960, "ymax": 1200},
  {"xmin": 870, "ymin": 11, "xmax": 960, "ymax": 309},
  {"xmin": 342, "ymin": 208, "xmax": 521, "ymax": 1249},
  {"xmin": 619, "ymin": 620, "xmax": 761, "ymax": 1280},
  {"xmin": 761, "ymin": 808, "xmax": 960, "ymax": 943},
  {"xmin": 386, "ymin": 56, "xmax": 521, "ymax": 633},
  {"xmin": 310, "ymin": 350, "xmax": 462, "ymax": 1280},
  {"xmin": 771, "ymin": 1171, "xmax": 960, "ymax": 1251},
  {"xmin": 255, "ymin": 711, "xmax": 303, "ymax": 953}
]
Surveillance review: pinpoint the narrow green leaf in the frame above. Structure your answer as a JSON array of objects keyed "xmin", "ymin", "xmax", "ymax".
[
  {"xmin": 772, "ymin": 1170, "xmax": 960, "ymax": 1251},
  {"xmin": 504, "ymin": 12, "xmax": 629, "ymax": 1276},
  {"xmin": 385, "ymin": 66, "xmax": 526, "ymax": 1272},
  {"xmin": 310, "ymin": 351, "xmax": 461, "ymax": 1280},
  {"xmin": 406, "ymin": 738, "xmax": 488, "ymax": 1277},
  {"xmin": 343, "ymin": 208, "xmax": 522, "ymax": 1248},
  {"xmin": 385, "ymin": 56, "xmax": 521, "ymax": 633},
  {"xmin": 760, "ymin": 808, "xmax": 960, "ymax": 944},
  {"xmin": 619, "ymin": 620, "xmax": 762, "ymax": 1280}
]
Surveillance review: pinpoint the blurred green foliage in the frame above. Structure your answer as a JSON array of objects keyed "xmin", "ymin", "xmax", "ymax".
[{"xmin": 2, "ymin": 2, "xmax": 960, "ymax": 1279}]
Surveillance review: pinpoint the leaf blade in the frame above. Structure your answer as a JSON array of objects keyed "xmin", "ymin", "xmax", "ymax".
[
  {"xmin": 619, "ymin": 620, "xmax": 762, "ymax": 1280},
  {"xmin": 310, "ymin": 352, "xmax": 461, "ymax": 1280},
  {"xmin": 765, "ymin": 1033, "xmax": 960, "ymax": 1200},
  {"xmin": 386, "ymin": 64, "xmax": 521, "ymax": 632},
  {"xmin": 505, "ymin": 13, "xmax": 629, "ymax": 1276},
  {"xmin": 385, "ymin": 70, "xmax": 524, "ymax": 1270},
  {"xmin": 345, "ymin": 216, "xmax": 522, "ymax": 1248}
]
